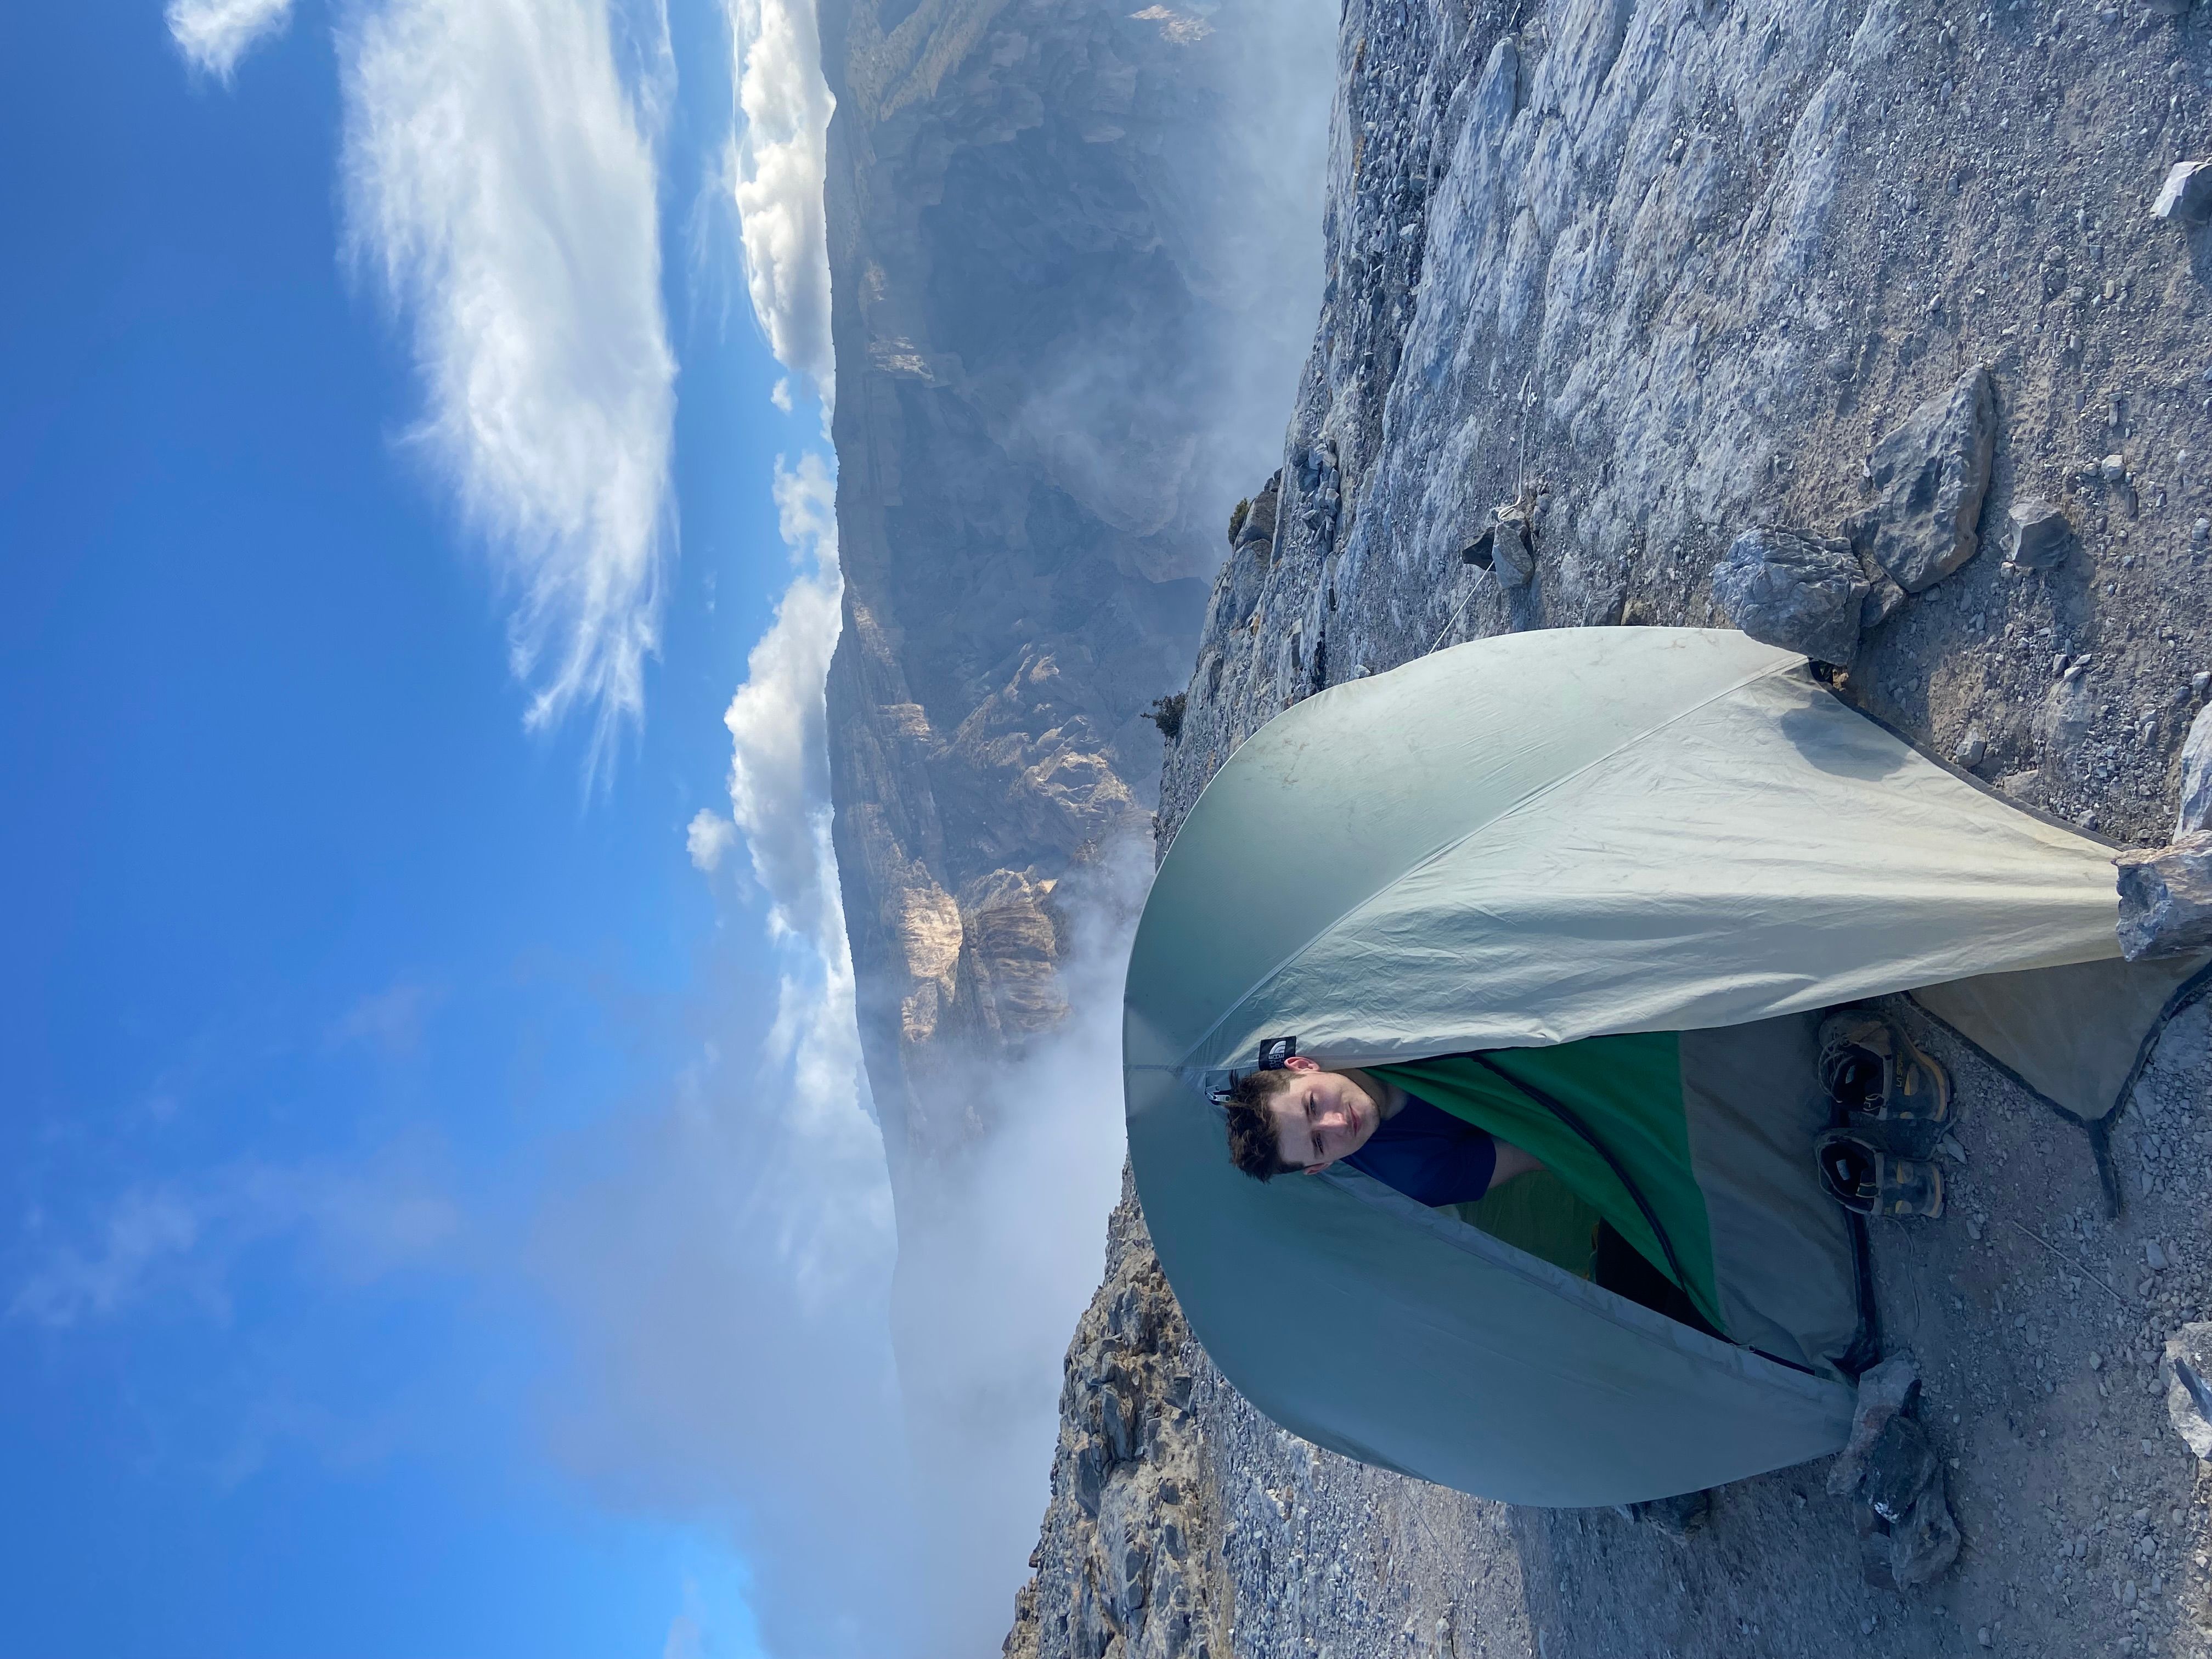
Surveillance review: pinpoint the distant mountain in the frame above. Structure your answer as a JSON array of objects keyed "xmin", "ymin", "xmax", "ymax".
[
  {"xmin": 820, "ymin": 0, "xmax": 1318, "ymax": 1176},
  {"xmin": 813, "ymin": 0, "xmax": 1329, "ymax": 1645}
]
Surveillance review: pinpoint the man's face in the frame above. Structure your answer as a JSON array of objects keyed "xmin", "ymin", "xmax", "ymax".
[{"xmin": 1267, "ymin": 1056, "xmax": 1379, "ymax": 1172}]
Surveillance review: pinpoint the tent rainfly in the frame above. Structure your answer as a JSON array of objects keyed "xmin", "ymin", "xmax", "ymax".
[{"xmin": 1125, "ymin": 629, "xmax": 2210, "ymax": 1508}]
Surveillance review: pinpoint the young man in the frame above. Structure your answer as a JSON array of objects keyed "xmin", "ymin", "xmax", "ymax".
[{"xmin": 1222, "ymin": 1053, "xmax": 1544, "ymax": 1205}]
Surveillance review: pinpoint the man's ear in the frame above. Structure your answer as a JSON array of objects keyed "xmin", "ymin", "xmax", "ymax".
[{"xmin": 1281, "ymin": 1054, "xmax": 1321, "ymax": 1074}]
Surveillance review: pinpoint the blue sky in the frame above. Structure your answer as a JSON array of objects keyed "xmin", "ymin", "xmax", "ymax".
[{"xmin": 1, "ymin": 2, "xmax": 871, "ymax": 1654}]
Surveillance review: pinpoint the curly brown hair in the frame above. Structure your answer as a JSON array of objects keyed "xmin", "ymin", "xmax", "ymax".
[{"xmin": 1223, "ymin": 1068, "xmax": 1299, "ymax": 1181}]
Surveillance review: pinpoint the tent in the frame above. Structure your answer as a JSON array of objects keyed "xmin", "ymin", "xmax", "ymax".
[{"xmin": 1124, "ymin": 629, "xmax": 2210, "ymax": 1506}]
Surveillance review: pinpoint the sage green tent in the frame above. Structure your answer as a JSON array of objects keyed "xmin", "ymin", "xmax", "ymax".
[{"xmin": 1125, "ymin": 628, "xmax": 2208, "ymax": 1506}]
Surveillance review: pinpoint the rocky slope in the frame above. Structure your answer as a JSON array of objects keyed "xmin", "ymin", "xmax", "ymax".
[{"xmin": 1009, "ymin": 1, "xmax": 2212, "ymax": 1656}]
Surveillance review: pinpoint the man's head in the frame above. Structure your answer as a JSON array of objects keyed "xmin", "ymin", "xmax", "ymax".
[{"xmin": 1222, "ymin": 1056, "xmax": 1380, "ymax": 1181}]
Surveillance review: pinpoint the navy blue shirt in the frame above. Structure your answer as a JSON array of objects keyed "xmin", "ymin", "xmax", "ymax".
[{"xmin": 1341, "ymin": 1091, "xmax": 1497, "ymax": 1206}]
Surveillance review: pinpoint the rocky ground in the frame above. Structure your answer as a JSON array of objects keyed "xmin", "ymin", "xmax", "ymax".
[{"xmin": 1008, "ymin": 1, "xmax": 2212, "ymax": 1656}]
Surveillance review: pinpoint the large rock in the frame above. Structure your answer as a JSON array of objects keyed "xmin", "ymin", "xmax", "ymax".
[
  {"xmin": 1826, "ymin": 1352, "xmax": 1920, "ymax": 1498},
  {"xmin": 2165, "ymin": 1323, "xmax": 2212, "ymax": 1461},
  {"xmin": 1888, "ymin": 1481, "xmax": 1962, "ymax": 1589},
  {"xmin": 1235, "ymin": 471, "xmax": 1282, "ymax": 555},
  {"xmin": 2179, "ymin": 703, "xmax": 2212, "ymax": 837},
  {"xmin": 2154, "ymin": 160, "xmax": 2212, "ymax": 225},
  {"xmin": 1857, "ymin": 366, "xmax": 1997, "ymax": 592},
  {"xmin": 2117, "ymin": 832, "xmax": 2212, "ymax": 960},
  {"xmin": 1710, "ymin": 527, "xmax": 1869, "ymax": 664}
]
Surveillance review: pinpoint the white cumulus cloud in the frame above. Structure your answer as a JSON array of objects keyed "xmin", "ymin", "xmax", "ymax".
[
  {"xmin": 724, "ymin": 452, "xmax": 841, "ymax": 952},
  {"xmin": 338, "ymin": 0, "xmax": 679, "ymax": 769},
  {"xmin": 718, "ymin": 454, "xmax": 886, "ymax": 1294},
  {"xmin": 166, "ymin": 0, "xmax": 296, "ymax": 81},
  {"xmin": 724, "ymin": 0, "xmax": 835, "ymax": 403},
  {"xmin": 685, "ymin": 809, "xmax": 738, "ymax": 872}
]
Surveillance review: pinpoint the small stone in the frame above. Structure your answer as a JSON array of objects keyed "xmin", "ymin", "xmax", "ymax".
[
  {"xmin": 2093, "ymin": 1351, "xmax": 2106, "ymax": 1370},
  {"xmin": 2124, "ymin": 1578, "xmax": 2139, "ymax": 1609},
  {"xmin": 1978, "ymin": 1628, "xmax": 1991, "ymax": 1649},
  {"xmin": 1954, "ymin": 731, "xmax": 1988, "ymax": 769},
  {"xmin": 2195, "ymin": 671, "xmax": 2211, "ymax": 699},
  {"xmin": 2154, "ymin": 160, "xmax": 2212, "ymax": 227},
  {"xmin": 2009, "ymin": 498, "xmax": 2074, "ymax": 569},
  {"xmin": 1938, "ymin": 1133, "xmax": 1967, "ymax": 1165},
  {"xmin": 2055, "ymin": 652, "xmax": 2073, "ymax": 678},
  {"xmin": 2194, "ymin": 518, "xmax": 2210, "ymax": 548},
  {"xmin": 2117, "ymin": 832, "xmax": 2212, "ymax": 960},
  {"xmin": 2104, "ymin": 453, "xmax": 2130, "ymax": 484},
  {"xmin": 2150, "ymin": 1241, "xmax": 2171, "ymax": 1271},
  {"xmin": 1858, "ymin": 366, "xmax": 1999, "ymax": 592},
  {"xmin": 1710, "ymin": 527, "xmax": 1869, "ymax": 664},
  {"xmin": 2176, "ymin": 705, "xmax": 2212, "ymax": 835}
]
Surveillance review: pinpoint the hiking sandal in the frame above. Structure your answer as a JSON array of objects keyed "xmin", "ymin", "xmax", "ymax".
[
  {"xmin": 1815, "ymin": 1129, "xmax": 1945, "ymax": 1219},
  {"xmin": 1817, "ymin": 1010, "xmax": 1954, "ymax": 1126}
]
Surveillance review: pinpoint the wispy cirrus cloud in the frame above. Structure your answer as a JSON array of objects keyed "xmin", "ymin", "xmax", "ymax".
[
  {"xmin": 337, "ymin": 0, "xmax": 679, "ymax": 768},
  {"xmin": 10, "ymin": 1148, "xmax": 458, "ymax": 1329},
  {"xmin": 724, "ymin": 0, "xmax": 835, "ymax": 405},
  {"xmin": 166, "ymin": 0, "xmax": 296, "ymax": 81}
]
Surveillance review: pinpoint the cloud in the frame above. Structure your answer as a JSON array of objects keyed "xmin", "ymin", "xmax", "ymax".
[
  {"xmin": 9, "ymin": 1148, "xmax": 459, "ymax": 1329},
  {"xmin": 166, "ymin": 0, "xmax": 295, "ymax": 80},
  {"xmin": 723, "ymin": 453, "xmax": 840, "ymax": 947},
  {"xmin": 524, "ymin": 444, "xmax": 910, "ymax": 1655},
  {"xmin": 10, "ymin": 1188, "xmax": 202, "ymax": 1327},
  {"xmin": 686, "ymin": 809, "xmax": 739, "ymax": 873},
  {"xmin": 337, "ymin": 0, "xmax": 679, "ymax": 769},
  {"xmin": 889, "ymin": 844, "xmax": 1149, "ymax": 1654},
  {"xmin": 531, "ymin": 1041, "xmax": 907, "ymax": 1659},
  {"xmin": 723, "ymin": 0, "xmax": 835, "ymax": 403},
  {"xmin": 716, "ymin": 450, "xmax": 885, "ymax": 1296},
  {"xmin": 326, "ymin": 980, "xmax": 443, "ymax": 1058}
]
